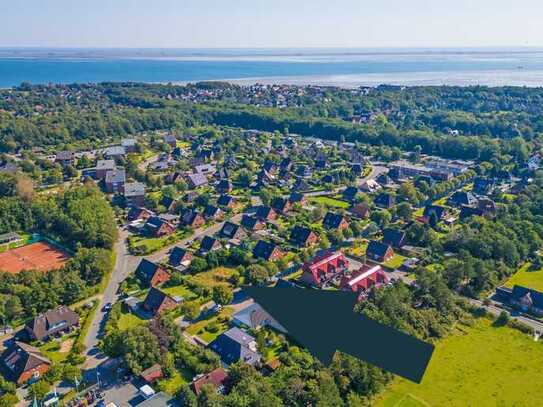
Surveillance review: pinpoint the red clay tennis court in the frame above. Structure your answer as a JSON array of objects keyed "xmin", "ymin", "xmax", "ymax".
[{"xmin": 0, "ymin": 241, "xmax": 71, "ymax": 274}]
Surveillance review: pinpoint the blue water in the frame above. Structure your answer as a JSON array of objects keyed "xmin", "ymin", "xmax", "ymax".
[{"xmin": 2, "ymin": 48, "xmax": 543, "ymax": 88}]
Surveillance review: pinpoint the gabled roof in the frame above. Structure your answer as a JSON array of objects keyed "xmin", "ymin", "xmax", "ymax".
[
  {"xmin": 219, "ymin": 221, "xmax": 242, "ymax": 239},
  {"xmin": 342, "ymin": 186, "xmax": 359, "ymax": 200},
  {"xmin": 26, "ymin": 306, "xmax": 79, "ymax": 341},
  {"xmin": 209, "ymin": 327, "xmax": 261, "ymax": 366},
  {"xmin": 423, "ymin": 205, "xmax": 447, "ymax": 219},
  {"xmin": 191, "ymin": 367, "xmax": 229, "ymax": 396},
  {"xmin": 374, "ymin": 192, "xmax": 395, "ymax": 208},
  {"xmin": 143, "ymin": 287, "xmax": 180, "ymax": 314},
  {"xmin": 382, "ymin": 228, "xmax": 406, "ymax": 248},
  {"xmin": 252, "ymin": 240, "xmax": 280, "ymax": 261},
  {"xmin": 241, "ymin": 215, "xmax": 262, "ymax": 231},
  {"xmin": 366, "ymin": 240, "xmax": 392, "ymax": 258},
  {"xmin": 127, "ymin": 206, "xmax": 154, "ymax": 222},
  {"xmin": 290, "ymin": 225, "xmax": 316, "ymax": 245},
  {"xmin": 187, "ymin": 172, "xmax": 208, "ymax": 187},
  {"xmin": 322, "ymin": 212, "xmax": 347, "ymax": 229},
  {"xmin": 271, "ymin": 197, "xmax": 289, "ymax": 212},
  {"xmin": 136, "ymin": 259, "xmax": 166, "ymax": 283},
  {"xmin": 217, "ymin": 194, "xmax": 235, "ymax": 207},
  {"xmin": 232, "ymin": 303, "xmax": 285, "ymax": 332},
  {"xmin": 200, "ymin": 236, "xmax": 221, "ymax": 253},
  {"xmin": 288, "ymin": 192, "xmax": 305, "ymax": 203},
  {"xmin": 203, "ymin": 205, "xmax": 222, "ymax": 218},
  {"xmin": 169, "ymin": 247, "xmax": 192, "ymax": 267},
  {"xmin": 448, "ymin": 191, "xmax": 477, "ymax": 206},
  {"xmin": 2, "ymin": 341, "xmax": 51, "ymax": 382},
  {"xmin": 256, "ymin": 205, "xmax": 275, "ymax": 219},
  {"xmin": 145, "ymin": 216, "xmax": 174, "ymax": 231}
]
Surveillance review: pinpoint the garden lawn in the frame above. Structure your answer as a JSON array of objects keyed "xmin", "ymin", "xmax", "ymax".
[
  {"xmin": 40, "ymin": 339, "xmax": 72, "ymax": 364},
  {"xmin": 129, "ymin": 230, "xmax": 190, "ymax": 255},
  {"xmin": 374, "ymin": 318, "xmax": 543, "ymax": 407},
  {"xmin": 504, "ymin": 262, "xmax": 543, "ymax": 292},
  {"xmin": 187, "ymin": 267, "xmax": 236, "ymax": 290},
  {"xmin": 162, "ymin": 284, "xmax": 198, "ymax": 300},
  {"xmin": 309, "ymin": 196, "xmax": 350, "ymax": 209},
  {"xmin": 117, "ymin": 310, "xmax": 146, "ymax": 331},
  {"xmin": 185, "ymin": 307, "xmax": 233, "ymax": 344},
  {"xmin": 382, "ymin": 254, "xmax": 407, "ymax": 270},
  {"xmin": 158, "ymin": 368, "xmax": 193, "ymax": 395}
]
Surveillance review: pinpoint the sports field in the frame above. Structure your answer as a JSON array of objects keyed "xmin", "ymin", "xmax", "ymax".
[
  {"xmin": 374, "ymin": 318, "xmax": 543, "ymax": 406},
  {"xmin": 0, "ymin": 241, "xmax": 70, "ymax": 273}
]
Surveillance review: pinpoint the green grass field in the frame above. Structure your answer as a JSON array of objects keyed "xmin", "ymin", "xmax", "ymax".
[
  {"xmin": 117, "ymin": 310, "xmax": 146, "ymax": 330},
  {"xmin": 185, "ymin": 307, "xmax": 233, "ymax": 344},
  {"xmin": 309, "ymin": 196, "xmax": 350, "ymax": 209},
  {"xmin": 162, "ymin": 284, "xmax": 198, "ymax": 300},
  {"xmin": 383, "ymin": 254, "xmax": 407, "ymax": 270},
  {"xmin": 187, "ymin": 267, "xmax": 236, "ymax": 290},
  {"xmin": 157, "ymin": 368, "xmax": 193, "ymax": 395},
  {"xmin": 374, "ymin": 318, "xmax": 543, "ymax": 407},
  {"xmin": 504, "ymin": 262, "xmax": 543, "ymax": 291}
]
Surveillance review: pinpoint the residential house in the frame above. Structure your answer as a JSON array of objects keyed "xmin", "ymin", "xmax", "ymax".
[
  {"xmin": 144, "ymin": 216, "xmax": 176, "ymax": 237},
  {"xmin": 376, "ymin": 174, "xmax": 393, "ymax": 187},
  {"xmin": 208, "ymin": 327, "xmax": 261, "ymax": 366},
  {"xmin": 374, "ymin": 192, "xmax": 395, "ymax": 209},
  {"xmin": 422, "ymin": 205, "xmax": 448, "ymax": 222},
  {"xmin": 271, "ymin": 197, "xmax": 291, "ymax": 213},
  {"xmin": 143, "ymin": 287, "xmax": 182, "ymax": 316},
  {"xmin": 252, "ymin": 240, "xmax": 283, "ymax": 262},
  {"xmin": 351, "ymin": 163, "xmax": 363, "ymax": 176},
  {"xmin": 124, "ymin": 182, "xmax": 146, "ymax": 207},
  {"xmin": 199, "ymin": 236, "xmax": 222, "ymax": 255},
  {"xmin": 300, "ymin": 250, "xmax": 349, "ymax": 287},
  {"xmin": 164, "ymin": 134, "xmax": 177, "ymax": 148},
  {"xmin": 340, "ymin": 264, "xmax": 389, "ymax": 295},
  {"xmin": 95, "ymin": 159, "xmax": 116, "ymax": 179},
  {"xmin": 186, "ymin": 173, "xmax": 208, "ymax": 189},
  {"xmin": 180, "ymin": 210, "xmax": 205, "ymax": 229},
  {"xmin": 216, "ymin": 179, "xmax": 233, "ymax": 194},
  {"xmin": 122, "ymin": 138, "xmax": 137, "ymax": 153},
  {"xmin": 448, "ymin": 191, "xmax": 477, "ymax": 207},
  {"xmin": 136, "ymin": 259, "xmax": 171, "ymax": 287},
  {"xmin": 1, "ymin": 342, "xmax": 51, "ymax": 384},
  {"xmin": 342, "ymin": 186, "xmax": 359, "ymax": 202},
  {"xmin": 127, "ymin": 207, "xmax": 155, "ymax": 222},
  {"xmin": 295, "ymin": 165, "xmax": 312, "ymax": 178},
  {"xmin": 256, "ymin": 206, "xmax": 277, "ymax": 221},
  {"xmin": 217, "ymin": 194, "xmax": 235, "ymax": 209},
  {"xmin": 168, "ymin": 247, "xmax": 193, "ymax": 269},
  {"xmin": 322, "ymin": 212, "xmax": 349, "ymax": 230},
  {"xmin": 473, "ymin": 177, "xmax": 495, "ymax": 195},
  {"xmin": 459, "ymin": 205, "xmax": 485, "ymax": 220},
  {"xmin": 290, "ymin": 226, "xmax": 318, "ymax": 247},
  {"xmin": 104, "ymin": 146, "xmax": 126, "ymax": 161},
  {"xmin": 140, "ymin": 364, "xmax": 163, "ymax": 384},
  {"xmin": 190, "ymin": 368, "xmax": 230, "ymax": 396},
  {"xmin": 218, "ymin": 222, "xmax": 246, "ymax": 241},
  {"xmin": 104, "ymin": 169, "xmax": 126, "ymax": 193},
  {"xmin": 232, "ymin": 303, "xmax": 286, "ymax": 333},
  {"xmin": 366, "ymin": 240, "xmax": 394, "ymax": 263},
  {"xmin": 55, "ymin": 151, "xmax": 75, "ymax": 167},
  {"xmin": 25, "ymin": 306, "xmax": 80, "ymax": 342},
  {"xmin": 241, "ymin": 215, "xmax": 265, "ymax": 232},
  {"xmin": 183, "ymin": 191, "xmax": 199, "ymax": 203},
  {"xmin": 496, "ymin": 285, "xmax": 543, "ymax": 317},
  {"xmin": 350, "ymin": 203, "xmax": 370, "ymax": 219},
  {"xmin": 292, "ymin": 179, "xmax": 311, "ymax": 192},
  {"xmin": 288, "ymin": 192, "xmax": 306, "ymax": 206},
  {"xmin": 160, "ymin": 196, "xmax": 177, "ymax": 213},
  {"xmin": 382, "ymin": 228, "xmax": 407, "ymax": 248},
  {"xmin": 203, "ymin": 205, "xmax": 224, "ymax": 221}
]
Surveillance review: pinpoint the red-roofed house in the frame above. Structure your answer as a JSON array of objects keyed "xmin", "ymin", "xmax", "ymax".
[
  {"xmin": 300, "ymin": 250, "xmax": 349, "ymax": 288},
  {"xmin": 190, "ymin": 367, "xmax": 230, "ymax": 396},
  {"xmin": 340, "ymin": 264, "xmax": 389, "ymax": 296}
]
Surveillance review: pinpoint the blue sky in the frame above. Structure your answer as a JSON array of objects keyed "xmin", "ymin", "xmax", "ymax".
[{"xmin": 2, "ymin": 0, "xmax": 543, "ymax": 48}]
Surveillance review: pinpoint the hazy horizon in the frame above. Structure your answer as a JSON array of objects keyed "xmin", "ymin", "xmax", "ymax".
[{"xmin": 3, "ymin": 1, "xmax": 543, "ymax": 49}]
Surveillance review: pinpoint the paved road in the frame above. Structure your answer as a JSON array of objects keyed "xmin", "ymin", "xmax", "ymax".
[
  {"xmin": 84, "ymin": 229, "xmax": 140, "ymax": 368},
  {"xmin": 468, "ymin": 298, "xmax": 543, "ymax": 333}
]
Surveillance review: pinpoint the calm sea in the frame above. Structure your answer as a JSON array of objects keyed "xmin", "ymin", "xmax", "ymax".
[{"xmin": 2, "ymin": 48, "xmax": 543, "ymax": 88}]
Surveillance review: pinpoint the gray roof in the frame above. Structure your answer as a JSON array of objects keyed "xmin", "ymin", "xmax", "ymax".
[
  {"xmin": 122, "ymin": 138, "xmax": 137, "ymax": 147},
  {"xmin": 104, "ymin": 146, "xmax": 126, "ymax": 157},
  {"xmin": 136, "ymin": 392, "xmax": 176, "ymax": 407},
  {"xmin": 187, "ymin": 172, "xmax": 208, "ymax": 187},
  {"xmin": 96, "ymin": 159, "xmax": 116, "ymax": 171},
  {"xmin": 124, "ymin": 182, "xmax": 145, "ymax": 197},
  {"xmin": 105, "ymin": 169, "xmax": 126, "ymax": 184}
]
